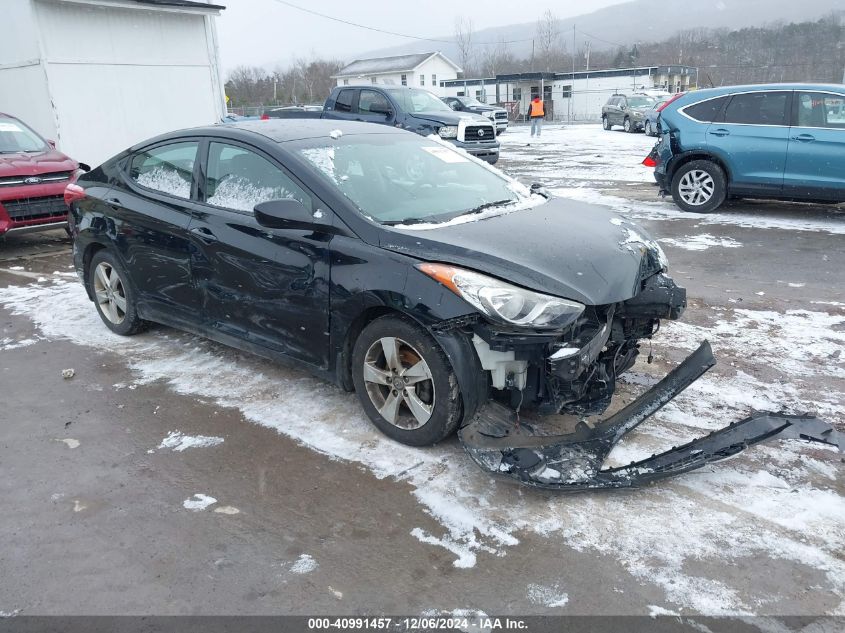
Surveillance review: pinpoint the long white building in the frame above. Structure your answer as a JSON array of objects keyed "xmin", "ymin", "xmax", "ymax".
[
  {"xmin": 441, "ymin": 66, "xmax": 698, "ymax": 121},
  {"xmin": 0, "ymin": 0, "xmax": 227, "ymax": 166}
]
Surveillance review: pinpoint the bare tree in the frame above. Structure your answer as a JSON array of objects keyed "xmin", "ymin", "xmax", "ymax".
[
  {"xmin": 454, "ymin": 16, "xmax": 475, "ymax": 77},
  {"xmin": 480, "ymin": 36, "xmax": 517, "ymax": 77},
  {"xmin": 535, "ymin": 9, "xmax": 564, "ymax": 72}
]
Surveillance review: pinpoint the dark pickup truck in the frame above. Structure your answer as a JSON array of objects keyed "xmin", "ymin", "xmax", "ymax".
[{"xmin": 271, "ymin": 86, "xmax": 500, "ymax": 164}]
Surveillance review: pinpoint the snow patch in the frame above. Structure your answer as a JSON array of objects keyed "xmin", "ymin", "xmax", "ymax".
[
  {"xmin": 183, "ymin": 494, "xmax": 217, "ymax": 511},
  {"xmin": 289, "ymin": 553, "xmax": 318, "ymax": 574},
  {"xmin": 157, "ymin": 430, "xmax": 224, "ymax": 452},
  {"xmin": 526, "ymin": 583, "xmax": 569, "ymax": 608},
  {"xmin": 659, "ymin": 234, "xmax": 743, "ymax": 251}
]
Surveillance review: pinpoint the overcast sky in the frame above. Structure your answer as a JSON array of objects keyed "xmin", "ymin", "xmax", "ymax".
[{"xmin": 215, "ymin": 0, "xmax": 630, "ymax": 75}]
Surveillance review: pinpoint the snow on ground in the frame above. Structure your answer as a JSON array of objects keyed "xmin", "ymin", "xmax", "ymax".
[
  {"xmin": 1, "ymin": 276, "xmax": 843, "ymax": 615},
  {"xmin": 156, "ymin": 430, "xmax": 224, "ymax": 452},
  {"xmin": 658, "ymin": 234, "xmax": 742, "ymax": 251}
]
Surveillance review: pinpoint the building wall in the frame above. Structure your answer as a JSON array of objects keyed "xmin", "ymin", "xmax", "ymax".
[
  {"xmin": 442, "ymin": 70, "xmax": 692, "ymax": 121},
  {"xmin": 0, "ymin": 0, "xmax": 226, "ymax": 166},
  {"xmin": 335, "ymin": 55, "xmax": 459, "ymax": 95}
]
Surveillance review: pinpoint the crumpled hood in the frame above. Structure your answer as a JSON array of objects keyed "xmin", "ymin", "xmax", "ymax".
[
  {"xmin": 378, "ymin": 197, "xmax": 664, "ymax": 306},
  {"xmin": 0, "ymin": 150, "xmax": 78, "ymax": 177},
  {"xmin": 412, "ymin": 111, "xmax": 491, "ymax": 126}
]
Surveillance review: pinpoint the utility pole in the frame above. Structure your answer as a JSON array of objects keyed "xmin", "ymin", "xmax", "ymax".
[{"xmin": 569, "ymin": 25, "xmax": 576, "ymax": 123}]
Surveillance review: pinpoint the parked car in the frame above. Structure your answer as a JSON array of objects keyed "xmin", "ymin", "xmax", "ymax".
[
  {"xmin": 602, "ymin": 94, "xmax": 658, "ymax": 133},
  {"xmin": 65, "ymin": 119, "xmax": 839, "ymax": 489},
  {"xmin": 274, "ymin": 86, "xmax": 500, "ymax": 163},
  {"xmin": 0, "ymin": 113, "xmax": 84, "ymax": 237},
  {"xmin": 441, "ymin": 96, "xmax": 508, "ymax": 134},
  {"xmin": 264, "ymin": 105, "xmax": 323, "ymax": 118},
  {"xmin": 649, "ymin": 83, "xmax": 845, "ymax": 212},
  {"xmin": 643, "ymin": 98, "xmax": 671, "ymax": 137}
]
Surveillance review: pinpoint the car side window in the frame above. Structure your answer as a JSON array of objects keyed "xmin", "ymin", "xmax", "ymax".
[
  {"xmin": 683, "ymin": 96, "xmax": 729, "ymax": 122},
  {"xmin": 334, "ymin": 89, "xmax": 354, "ymax": 113},
  {"xmin": 795, "ymin": 92, "xmax": 845, "ymax": 129},
  {"xmin": 359, "ymin": 90, "xmax": 390, "ymax": 113},
  {"xmin": 129, "ymin": 141, "xmax": 198, "ymax": 199},
  {"xmin": 723, "ymin": 92, "xmax": 788, "ymax": 126},
  {"xmin": 205, "ymin": 142, "xmax": 312, "ymax": 214}
]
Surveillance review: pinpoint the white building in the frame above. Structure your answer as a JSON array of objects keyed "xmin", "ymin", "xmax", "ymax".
[
  {"xmin": 0, "ymin": 0, "xmax": 227, "ymax": 166},
  {"xmin": 442, "ymin": 66, "xmax": 698, "ymax": 121},
  {"xmin": 332, "ymin": 52, "xmax": 461, "ymax": 95}
]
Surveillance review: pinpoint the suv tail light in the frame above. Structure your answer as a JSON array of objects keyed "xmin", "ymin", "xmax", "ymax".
[
  {"xmin": 64, "ymin": 183, "xmax": 86, "ymax": 207},
  {"xmin": 657, "ymin": 92, "xmax": 684, "ymax": 112},
  {"xmin": 642, "ymin": 146, "xmax": 660, "ymax": 168}
]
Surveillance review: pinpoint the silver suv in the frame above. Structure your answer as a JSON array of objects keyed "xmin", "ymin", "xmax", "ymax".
[{"xmin": 602, "ymin": 94, "xmax": 658, "ymax": 133}]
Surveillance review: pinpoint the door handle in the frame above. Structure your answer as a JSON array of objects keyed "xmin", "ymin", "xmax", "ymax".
[
  {"xmin": 189, "ymin": 226, "xmax": 218, "ymax": 243},
  {"xmin": 791, "ymin": 134, "xmax": 816, "ymax": 142},
  {"xmin": 710, "ymin": 128, "xmax": 730, "ymax": 137},
  {"xmin": 105, "ymin": 197, "xmax": 121, "ymax": 209}
]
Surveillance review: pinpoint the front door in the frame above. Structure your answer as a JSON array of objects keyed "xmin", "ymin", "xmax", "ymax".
[
  {"xmin": 705, "ymin": 90, "xmax": 791, "ymax": 195},
  {"xmin": 187, "ymin": 140, "xmax": 332, "ymax": 368},
  {"xmin": 356, "ymin": 89, "xmax": 393, "ymax": 124},
  {"xmin": 783, "ymin": 90, "xmax": 845, "ymax": 200}
]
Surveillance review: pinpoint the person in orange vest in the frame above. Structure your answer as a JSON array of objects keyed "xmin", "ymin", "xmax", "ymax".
[{"xmin": 529, "ymin": 95, "xmax": 545, "ymax": 138}]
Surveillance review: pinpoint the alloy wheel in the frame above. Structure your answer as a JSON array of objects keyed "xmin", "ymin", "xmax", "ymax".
[
  {"xmin": 362, "ymin": 336, "xmax": 435, "ymax": 430},
  {"xmin": 678, "ymin": 170, "xmax": 716, "ymax": 206},
  {"xmin": 93, "ymin": 262, "xmax": 127, "ymax": 325}
]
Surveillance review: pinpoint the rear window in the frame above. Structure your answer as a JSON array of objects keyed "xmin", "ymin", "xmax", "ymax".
[
  {"xmin": 723, "ymin": 92, "xmax": 789, "ymax": 126},
  {"xmin": 683, "ymin": 96, "xmax": 729, "ymax": 122}
]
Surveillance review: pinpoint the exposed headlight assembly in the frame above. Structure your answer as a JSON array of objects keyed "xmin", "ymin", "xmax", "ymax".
[
  {"xmin": 438, "ymin": 126, "xmax": 458, "ymax": 139},
  {"xmin": 418, "ymin": 263, "xmax": 585, "ymax": 328}
]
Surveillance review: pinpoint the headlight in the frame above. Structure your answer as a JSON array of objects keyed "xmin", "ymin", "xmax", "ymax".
[
  {"xmin": 418, "ymin": 263, "xmax": 585, "ymax": 328},
  {"xmin": 438, "ymin": 126, "xmax": 458, "ymax": 139}
]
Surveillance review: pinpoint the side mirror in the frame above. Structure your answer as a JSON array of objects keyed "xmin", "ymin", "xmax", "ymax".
[
  {"xmin": 449, "ymin": 102, "xmax": 460, "ymax": 110},
  {"xmin": 254, "ymin": 199, "xmax": 316, "ymax": 230},
  {"xmin": 47, "ymin": 139, "xmax": 57, "ymax": 149},
  {"xmin": 370, "ymin": 103, "xmax": 393, "ymax": 118}
]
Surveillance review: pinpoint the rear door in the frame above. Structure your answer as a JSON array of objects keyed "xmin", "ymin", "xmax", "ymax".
[
  {"xmin": 325, "ymin": 88, "xmax": 357, "ymax": 122},
  {"xmin": 783, "ymin": 90, "xmax": 845, "ymax": 200},
  {"xmin": 705, "ymin": 90, "xmax": 791, "ymax": 194},
  {"xmin": 187, "ymin": 139, "xmax": 332, "ymax": 368},
  {"xmin": 116, "ymin": 139, "xmax": 201, "ymax": 318}
]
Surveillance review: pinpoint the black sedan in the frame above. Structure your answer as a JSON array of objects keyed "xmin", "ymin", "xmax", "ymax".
[{"xmin": 67, "ymin": 120, "xmax": 837, "ymax": 490}]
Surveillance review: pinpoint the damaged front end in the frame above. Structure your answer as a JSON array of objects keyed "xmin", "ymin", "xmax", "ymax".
[
  {"xmin": 445, "ymin": 266, "xmax": 842, "ymax": 490},
  {"xmin": 459, "ymin": 340, "xmax": 843, "ymax": 490}
]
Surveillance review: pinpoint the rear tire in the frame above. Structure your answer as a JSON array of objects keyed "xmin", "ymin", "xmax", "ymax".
[
  {"xmin": 602, "ymin": 116, "xmax": 611, "ymax": 131},
  {"xmin": 623, "ymin": 117, "xmax": 633, "ymax": 133},
  {"xmin": 671, "ymin": 160, "xmax": 727, "ymax": 213},
  {"xmin": 88, "ymin": 250, "xmax": 148, "ymax": 336},
  {"xmin": 644, "ymin": 120, "xmax": 653, "ymax": 136},
  {"xmin": 351, "ymin": 315, "xmax": 462, "ymax": 446}
]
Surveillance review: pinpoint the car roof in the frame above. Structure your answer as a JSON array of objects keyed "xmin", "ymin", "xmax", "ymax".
[
  {"xmin": 133, "ymin": 119, "xmax": 403, "ymax": 150},
  {"xmin": 674, "ymin": 83, "xmax": 845, "ymax": 103}
]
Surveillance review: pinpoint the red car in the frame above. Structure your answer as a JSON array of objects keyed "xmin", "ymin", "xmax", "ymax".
[{"xmin": 0, "ymin": 113, "xmax": 84, "ymax": 237}]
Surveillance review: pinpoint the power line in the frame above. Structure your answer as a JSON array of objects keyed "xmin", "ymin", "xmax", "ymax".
[
  {"xmin": 575, "ymin": 27, "xmax": 627, "ymax": 49},
  {"xmin": 267, "ymin": 0, "xmax": 533, "ymax": 46}
]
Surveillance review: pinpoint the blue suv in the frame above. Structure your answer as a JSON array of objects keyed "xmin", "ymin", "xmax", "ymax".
[{"xmin": 651, "ymin": 84, "xmax": 845, "ymax": 213}]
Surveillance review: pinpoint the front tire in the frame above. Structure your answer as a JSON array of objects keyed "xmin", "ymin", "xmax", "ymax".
[
  {"xmin": 671, "ymin": 160, "xmax": 727, "ymax": 213},
  {"xmin": 623, "ymin": 117, "xmax": 633, "ymax": 133},
  {"xmin": 644, "ymin": 120, "xmax": 653, "ymax": 136},
  {"xmin": 88, "ymin": 250, "xmax": 147, "ymax": 336},
  {"xmin": 602, "ymin": 116, "xmax": 611, "ymax": 131},
  {"xmin": 351, "ymin": 315, "xmax": 462, "ymax": 446}
]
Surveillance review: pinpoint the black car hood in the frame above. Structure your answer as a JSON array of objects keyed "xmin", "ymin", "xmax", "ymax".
[
  {"xmin": 412, "ymin": 111, "xmax": 490, "ymax": 126},
  {"xmin": 378, "ymin": 197, "xmax": 661, "ymax": 306}
]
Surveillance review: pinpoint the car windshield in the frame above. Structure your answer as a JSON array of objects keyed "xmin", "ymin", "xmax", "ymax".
[
  {"xmin": 628, "ymin": 96, "xmax": 658, "ymax": 108},
  {"xmin": 295, "ymin": 134, "xmax": 538, "ymax": 225},
  {"xmin": 0, "ymin": 116, "xmax": 49, "ymax": 153},
  {"xmin": 386, "ymin": 88, "xmax": 452, "ymax": 113}
]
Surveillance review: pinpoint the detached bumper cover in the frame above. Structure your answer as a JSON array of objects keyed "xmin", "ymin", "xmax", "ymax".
[{"xmin": 459, "ymin": 341, "xmax": 843, "ymax": 491}]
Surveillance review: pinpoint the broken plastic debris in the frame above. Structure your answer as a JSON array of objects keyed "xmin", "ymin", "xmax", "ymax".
[{"xmin": 62, "ymin": 368, "xmax": 75, "ymax": 379}]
